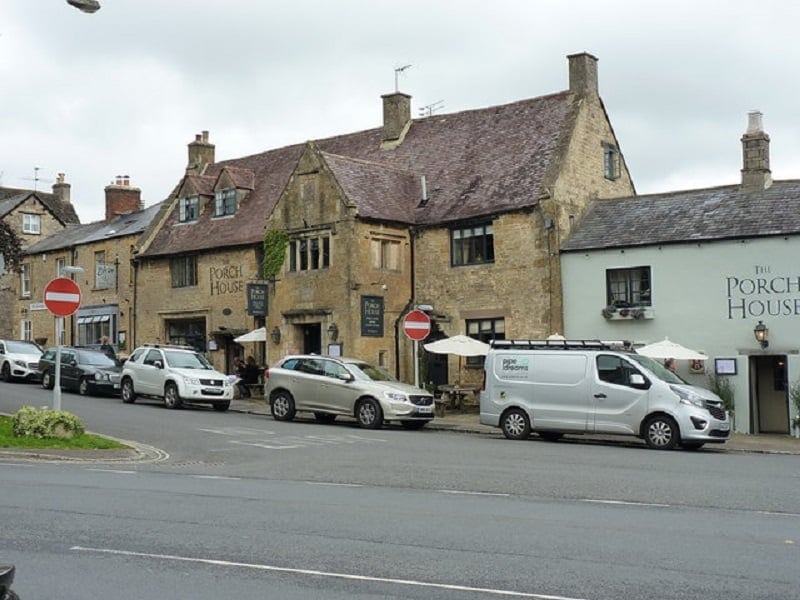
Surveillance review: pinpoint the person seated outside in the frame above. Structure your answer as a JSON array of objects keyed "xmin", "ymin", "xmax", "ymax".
[
  {"xmin": 99, "ymin": 336, "xmax": 116, "ymax": 361},
  {"xmin": 237, "ymin": 356, "xmax": 261, "ymax": 398}
]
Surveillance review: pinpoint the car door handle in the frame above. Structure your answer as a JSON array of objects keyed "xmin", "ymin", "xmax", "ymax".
[{"xmin": 594, "ymin": 393, "xmax": 606, "ymax": 399}]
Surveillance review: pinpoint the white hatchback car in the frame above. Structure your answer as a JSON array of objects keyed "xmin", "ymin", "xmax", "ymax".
[
  {"xmin": 265, "ymin": 355, "xmax": 435, "ymax": 429},
  {"xmin": 0, "ymin": 340, "xmax": 43, "ymax": 383}
]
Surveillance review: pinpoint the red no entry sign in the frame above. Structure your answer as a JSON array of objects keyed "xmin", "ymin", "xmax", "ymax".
[
  {"xmin": 403, "ymin": 309, "xmax": 431, "ymax": 341},
  {"xmin": 43, "ymin": 277, "xmax": 82, "ymax": 317}
]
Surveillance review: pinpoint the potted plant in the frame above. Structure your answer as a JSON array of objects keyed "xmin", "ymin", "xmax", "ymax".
[
  {"xmin": 601, "ymin": 305, "xmax": 616, "ymax": 319},
  {"xmin": 708, "ymin": 373, "xmax": 735, "ymax": 429},
  {"xmin": 790, "ymin": 380, "xmax": 800, "ymax": 438}
]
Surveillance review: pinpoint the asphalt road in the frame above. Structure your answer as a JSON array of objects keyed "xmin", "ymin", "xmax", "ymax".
[{"xmin": 1, "ymin": 380, "xmax": 799, "ymax": 599}]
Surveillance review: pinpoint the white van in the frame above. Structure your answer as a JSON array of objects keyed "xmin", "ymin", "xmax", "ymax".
[{"xmin": 480, "ymin": 340, "xmax": 731, "ymax": 450}]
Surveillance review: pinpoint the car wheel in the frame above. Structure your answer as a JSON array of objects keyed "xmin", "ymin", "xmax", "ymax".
[
  {"xmin": 644, "ymin": 415, "xmax": 679, "ymax": 450},
  {"xmin": 680, "ymin": 441, "xmax": 705, "ymax": 451},
  {"xmin": 356, "ymin": 398, "xmax": 384, "ymax": 429},
  {"xmin": 164, "ymin": 382, "xmax": 183, "ymax": 409},
  {"xmin": 313, "ymin": 412, "xmax": 336, "ymax": 424},
  {"xmin": 271, "ymin": 391, "xmax": 296, "ymax": 421},
  {"xmin": 121, "ymin": 378, "xmax": 136, "ymax": 403},
  {"xmin": 212, "ymin": 401, "xmax": 230, "ymax": 412},
  {"xmin": 401, "ymin": 421, "xmax": 427, "ymax": 430},
  {"xmin": 1, "ymin": 362, "xmax": 12, "ymax": 382},
  {"xmin": 501, "ymin": 408, "xmax": 531, "ymax": 440},
  {"xmin": 538, "ymin": 431, "xmax": 563, "ymax": 442},
  {"xmin": 42, "ymin": 370, "xmax": 55, "ymax": 390},
  {"xmin": 78, "ymin": 378, "xmax": 90, "ymax": 396}
]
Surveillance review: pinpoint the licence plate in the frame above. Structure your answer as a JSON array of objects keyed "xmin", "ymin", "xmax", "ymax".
[{"xmin": 417, "ymin": 406, "xmax": 433, "ymax": 414}]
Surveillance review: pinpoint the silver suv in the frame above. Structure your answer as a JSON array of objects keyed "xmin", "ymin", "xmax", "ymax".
[
  {"xmin": 120, "ymin": 344, "xmax": 233, "ymax": 411},
  {"xmin": 265, "ymin": 355, "xmax": 434, "ymax": 429}
]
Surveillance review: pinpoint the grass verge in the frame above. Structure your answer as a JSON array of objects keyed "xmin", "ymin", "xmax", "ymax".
[{"xmin": 0, "ymin": 415, "xmax": 128, "ymax": 450}]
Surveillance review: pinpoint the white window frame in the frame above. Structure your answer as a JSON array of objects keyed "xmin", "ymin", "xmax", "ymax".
[
  {"xmin": 22, "ymin": 213, "xmax": 41, "ymax": 234},
  {"xmin": 214, "ymin": 189, "xmax": 237, "ymax": 217},
  {"xmin": 21, "ymin": 319, "xmax": 32, "ymax": 341},
  {"xmin": 20, "ymin": 263, "xmax": 31, "ymax": 297}
]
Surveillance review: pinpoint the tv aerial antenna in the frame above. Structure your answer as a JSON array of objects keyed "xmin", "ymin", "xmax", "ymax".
[
  {"xmin": 21, "ymin": 166, "xmax": 53, "ymax": 191},
  {"xmin": 394, "ymin": 64, "xmax": 412, "ymax": 92},
  {"xmin": 419, "ymin": 100, "xmax": 444, "ymax": 118}
]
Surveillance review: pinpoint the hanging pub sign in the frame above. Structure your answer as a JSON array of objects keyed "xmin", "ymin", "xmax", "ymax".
[
  {"xmin": 246, "ymin": 283, "xmax": 268, "ymax": 316},
  {"xmin": 361, "ymin": 295, "xmax": 384, "ymax": 337}
]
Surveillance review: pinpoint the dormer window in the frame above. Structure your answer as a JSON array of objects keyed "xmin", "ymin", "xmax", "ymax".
[
  {"xmin": 214, "ymin": 189, "xmax": 237, "ymax": 217},
  {"xmin": 179, "ymin": 195, "xmax": 200, "ymax": 222},
  {"xmin": 603, "ymin": 142, "xmax": 621, "ymax": 180},
  {"xmin": 22, "ymin": 213, "xmax": 41, "ymax": 234}
]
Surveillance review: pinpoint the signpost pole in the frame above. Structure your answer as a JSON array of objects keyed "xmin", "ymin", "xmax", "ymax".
[
  {"xmin": 43, "ymin": 274, "xmax": 83, "ymax": 411},
  {"xmin": 413, "ymin": 340, "xmax": 419, "ymax": 388},
  {"xmin": 53, "ymin": 345, "xmax": 62, "ymax": 411}
]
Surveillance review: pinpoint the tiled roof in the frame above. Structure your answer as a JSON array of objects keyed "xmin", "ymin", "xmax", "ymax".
[
  {"xmin": 24, "ymin": 202, "xmax": 163, "ymax": 254},
  {"xmin": 560, "ymin": 180, "xmax": 800, "ymax": 252},
  {"xmin": 0, "ymin": 187, "xmax": 80, "ymax": 225},
  {"xmin": 141, "ymin": 91, "xmax": 573, "ymax": 257}
]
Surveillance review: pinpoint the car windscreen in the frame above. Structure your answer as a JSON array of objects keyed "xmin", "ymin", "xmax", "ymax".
[
  {"xmin": 629, "ymin": 353, "xmax": 687, "ymax": 384},
  {"xmin": 78, "ymin": 350, "xmax": 118, "ymax": 366},
  {"xmin": 347, "ymin": 362, "xmax": 397, "ymax": 382},
  {"xmin": 163, "ymin": 350, "xmax": 213, "ymax": 369},
  {"xmin": 6, "ymin": 341, "xmax": 41, "ymax": 354}
]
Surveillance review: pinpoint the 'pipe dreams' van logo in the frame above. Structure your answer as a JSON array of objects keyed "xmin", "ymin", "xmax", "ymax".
[{"xmin": 501, "ymin": 357, "xmax": 530, "ymax": 378}]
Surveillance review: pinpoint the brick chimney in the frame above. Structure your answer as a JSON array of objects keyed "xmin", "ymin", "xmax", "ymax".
[
  {"xmin": 104, "ymin": 175, "xmax": 142, "ymax": 222},
  {"xmin": 567, "ymin": 52, "xmax": 599, "ymax": 98},
  {"xmin": 741, "ymin": 111, "xmax": 772, "ymax": 191},
  {"xmin": 51, "ymin": 172, "xmax": 71, "ymax": 205},
  {"xmin": 381, "ymin": 92, "xmax": 411, "ymax": 145},
  {"xmin": 186, "ymin": 130, "xmax": 215, "ymax": 175}
]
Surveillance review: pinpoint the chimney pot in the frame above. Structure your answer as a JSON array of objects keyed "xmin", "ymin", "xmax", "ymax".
[{"xmin": 746, "ymin": 110, "xmax": 763, "ymax": 134}]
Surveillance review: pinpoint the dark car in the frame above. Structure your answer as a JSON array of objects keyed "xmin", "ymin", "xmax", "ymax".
[{"xmin": 38, "ymin": 346, "xmax": 122, "ymax": 396}]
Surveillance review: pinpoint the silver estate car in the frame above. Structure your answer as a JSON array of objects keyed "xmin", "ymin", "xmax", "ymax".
[{"xmin": 265, "ymin": 355, "xmax": 435, "ymax": 429}]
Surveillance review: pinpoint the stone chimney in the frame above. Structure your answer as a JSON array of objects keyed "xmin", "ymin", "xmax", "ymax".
[
  {"xmin": 104, "ymin": 175, "xmax": 142, "ymax": 222},
  {"xmin": 567, "ymin": 52, "xmax": 599, "ymax": 98},
  {"xmin": 741, "ymin": 111, "xmax": 772, "ymax": 191},
  {"xmin": 186, "ymin": 130, "xmax": 215, "ymax": 175},
  {"xmin": 51, "ymin": 172, "xmax": 71, "ymax": 205},
  {"xmin": 381, "ymin": 92, "xmax": 411, "ymax": 145}
]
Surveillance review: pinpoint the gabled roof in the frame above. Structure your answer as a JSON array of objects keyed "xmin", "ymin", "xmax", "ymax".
[
  {"xmin": 0, "ymin": 187, "xmax": 80, "ymax": 225},
  {"xmin": 24, "ymin": 202, "xmax": 163, "ymax": 254},
  {"xmin": 560, "ymin": 180, "xmax": 800, "ymax": 252},
  {"xmin": 141, "ymin": 90, "xmax": 575, "ymax": 257}
]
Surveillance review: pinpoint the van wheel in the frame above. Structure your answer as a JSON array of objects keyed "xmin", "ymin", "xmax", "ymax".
[
  {"xmin": 357, "ymin": 398, "xmax": 384, "ymax": 429},
  {"xmin": 538, "ymin": 432, "xmax": 563, "ymax": 442},
  {"xmin": 644, "ymin": 415, "xmax": 679, "ymax": 450},
  {"xmin": 501, "ymin": 408, "xmax": 531, "ymax": 440},
  {"xmin": 271, "ymin": 391, "xmax": 296, "ymax": 421}
]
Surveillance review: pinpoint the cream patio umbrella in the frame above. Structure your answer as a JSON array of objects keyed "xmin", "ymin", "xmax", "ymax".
[
  {"xmin": 424, "ymin": 335, "xmax": 491, "ymax": 383},
  {"xmin": 636, "ymin": 337, "xmax": 707, "ymax": 360},
  {"xmin": 234, "ymin": 327, "xmax": 267, "ymax": 343}
]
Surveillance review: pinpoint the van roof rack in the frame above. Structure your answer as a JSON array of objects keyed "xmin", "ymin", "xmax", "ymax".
[{"xmin": 489, "ymin": 339, "xmax": 632, "ymax": 351}]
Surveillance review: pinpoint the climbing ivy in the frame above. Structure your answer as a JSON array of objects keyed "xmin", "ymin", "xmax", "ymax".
[{"xmin": 262, "ymin": 229, "xmax": 288, "ymax": 280}]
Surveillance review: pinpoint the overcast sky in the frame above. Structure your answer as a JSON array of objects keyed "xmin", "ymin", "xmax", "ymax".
[{"xmin": 2, "ymin": 1, "xmax": 799, "ymax": 223}]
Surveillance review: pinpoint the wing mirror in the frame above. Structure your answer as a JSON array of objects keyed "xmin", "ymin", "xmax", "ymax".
[{"xmin": 629, "ymin": 373, "xmax": 650, "ymax": 389}]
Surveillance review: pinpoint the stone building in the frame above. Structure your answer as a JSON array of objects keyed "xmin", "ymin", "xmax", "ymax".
[
  {"xmin": 561, "ymin": 112, "xmax": 800, "ymax": 435},
  {"xmin": 17, "ymin": 176, "xmax": 159, "ymax": 352},
  {"xmin": 134, "ymin": 52, "xmax": 635, "ymax": 385},
  {"xmin": 0, "ymin": 174, "xmax": 79, "ymax": 339}
]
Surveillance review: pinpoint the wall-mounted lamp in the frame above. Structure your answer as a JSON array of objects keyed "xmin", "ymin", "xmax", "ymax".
[
  {"xmin": 327, "ymin": 322, "xmax": 339, "ymax": 341},
  {"xmin": 270, "ymin": 326, "xmax": 281, "ymax": 344},
  {"xmin": 754, "ymin": 320, "xmax": 769, "ymax": 349}
]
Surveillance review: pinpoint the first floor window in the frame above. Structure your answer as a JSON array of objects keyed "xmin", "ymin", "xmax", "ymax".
[
  {"xmin": 20, "ymin": 263, "xmax": 30, "ymax": 297},
  {"xmin": 465, "ymin": 318, "xmax": 505, "ymax": 366},
  {"xmin": 603, "ymin": 142, "xmax": 621, "ymax": 180},
  {"xmin": 370, "ymin": 238, "xmax": 401, "ymax": 271},
  {"xmin": 606, "ymin": 266, "xmax": 651, "ymax": 307},
  {"xmin": 170, "ymin": 255, "xmax": 198, "ymax": 287},
  {"xmin": 451, "ymin": 223, "xmax": 494, "ymax": 266},
  {"xmin": 288, "ymin": 234, "xmax": 331, "ymax": 272},
  {"xmin": 22, "ymin": 213, "xmax": 41, "ymax": 234}
]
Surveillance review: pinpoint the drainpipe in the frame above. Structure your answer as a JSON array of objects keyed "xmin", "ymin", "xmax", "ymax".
[{"xmin": 394, "ymin": 226, "xmax": 417, "ymax": 379}]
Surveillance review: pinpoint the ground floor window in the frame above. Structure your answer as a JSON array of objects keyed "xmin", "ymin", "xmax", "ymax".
[
  {"xmin": 465, "ymin": 317, "xmax": 505, "ymax": 366},
  {"xmin": 77, "ymin": 314, "xmax": 114, "ymax": 346},
  {"xmin": 606, "ymin": 266, "xmax": 651, "ymax": 307},
  {"xmin": 166, "ymin": 318, "xmax": 206, "ymax": 351}
]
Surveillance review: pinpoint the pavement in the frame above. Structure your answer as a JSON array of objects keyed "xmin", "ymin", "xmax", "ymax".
[{"xmin": 2, "ymin": 397, "xmax": 798, "ymax": 463}]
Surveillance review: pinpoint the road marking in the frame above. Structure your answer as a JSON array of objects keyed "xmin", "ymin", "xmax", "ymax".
[
  {"xmin": 190, "ymin": 475, "xmax": 240, "ymax": 480},
  {"xmin": 438, "ymin": 489, "xmax": 511, "ymax": 497},
  {"xmin": 580, "ymin": 499, "xmax": 670, "ymax": 508},
  {"xmin": 85, "ymin": 468, "xmax": 138, "ymax": 474},
  {"xmin": 306, "ymin": 481, "xmax": 363, "ymax": 488},
  {"xmin": 70, "ymin": 546, "xmax": 590, "ymax": 599}
]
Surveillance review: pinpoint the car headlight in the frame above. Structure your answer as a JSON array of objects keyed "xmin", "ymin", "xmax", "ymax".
[
  {"xmin": 670, "ymin": 385, "xmax": 705, "ymax": 408},
  {"xmin": 13, "ymin": 359, "xmax": 26, "ymax": 368},
  {"xmin": 182, "ymin": 375, "xmax": 201, "ymax": 385},
  {"xmin": 94, "ymin": 372, "xmax": 108, "ymax": 381},
  {"xmin": 383, "ymin": 391, "xmax": 408, "ymax": 402}
]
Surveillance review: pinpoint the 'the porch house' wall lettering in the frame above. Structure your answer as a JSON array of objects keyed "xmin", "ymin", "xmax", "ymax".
[
  {"xmin": 210, "ymin": 264, "xmax": 244, "ymax": 295},
  {"xmin": 727, "ymin": 265, "xmax": 800, "ymax": 319}
]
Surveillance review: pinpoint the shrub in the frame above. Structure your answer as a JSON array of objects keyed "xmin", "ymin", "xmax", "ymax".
[
  {"xmin": 708, "ymin": 374, "xmax": 735, "ymax": 414},
  {"xmin": 11, "ymin": 406, "xmax": 85, "ymax": 439}
]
